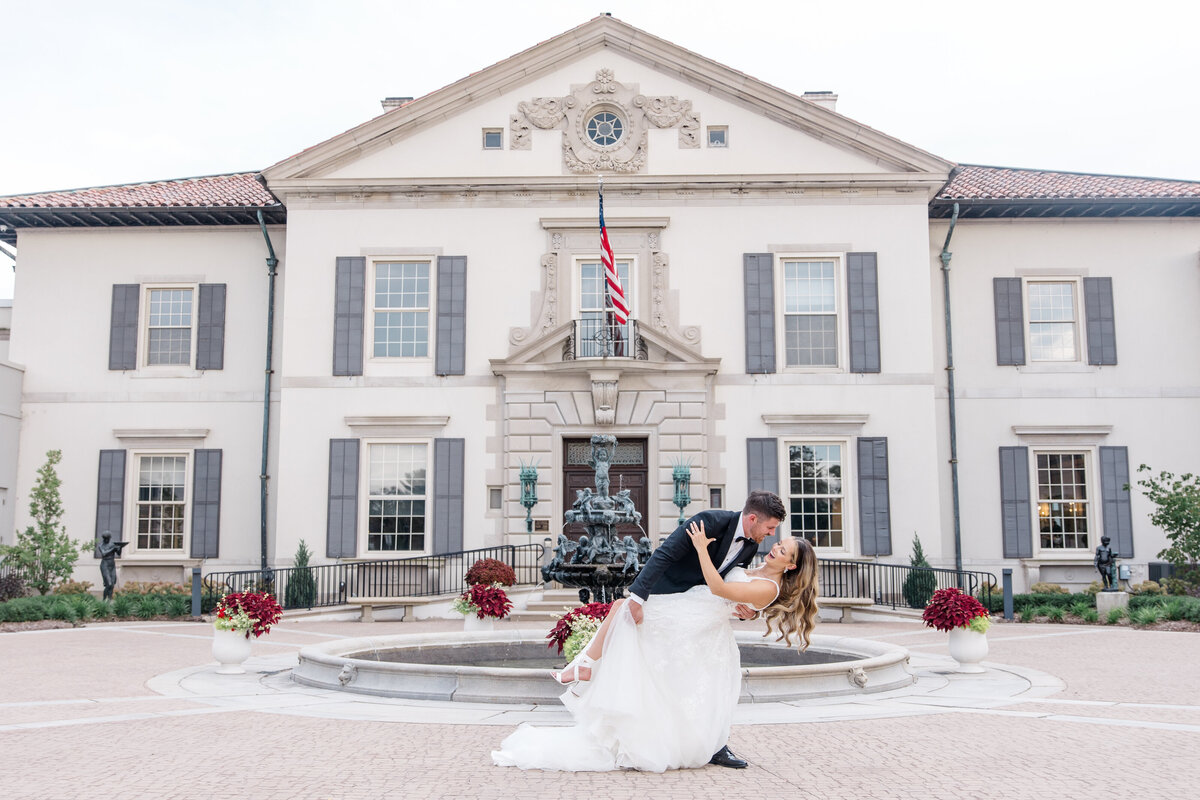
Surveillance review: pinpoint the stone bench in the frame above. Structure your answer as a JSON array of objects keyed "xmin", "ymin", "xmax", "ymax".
[
  {"xmin": 345, "ymin": 596, "xmax": 432, "ymax": 623},
  {"xmin": 818, "ymin": 597, "xmax": 874, "ymax": 622}
]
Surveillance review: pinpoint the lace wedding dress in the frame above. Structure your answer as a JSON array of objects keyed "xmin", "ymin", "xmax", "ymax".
[{"xmin": 492, "ymin": 568, "xmax": 777, "ymax": 772}]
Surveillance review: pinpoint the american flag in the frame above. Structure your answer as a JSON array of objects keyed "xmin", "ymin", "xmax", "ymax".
[{"xmin": 599, "ymin": 186, "xmax": 629, "ymax": 325}]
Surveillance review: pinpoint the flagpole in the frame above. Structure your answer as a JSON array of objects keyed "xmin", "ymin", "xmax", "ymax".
[{"xmin": 598, "ymin": 173, "xmax": 615, "ymax": 357}]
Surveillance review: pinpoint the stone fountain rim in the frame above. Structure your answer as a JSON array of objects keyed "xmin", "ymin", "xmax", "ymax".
[{"xmin": 297, "ymin": 629, "xmax": 908, "ymax": 679}]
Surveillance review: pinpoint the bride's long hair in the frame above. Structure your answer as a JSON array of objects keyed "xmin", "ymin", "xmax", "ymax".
[{"xmin": 762, "ymin": 537, "xmax": 819, "ymax": 651}]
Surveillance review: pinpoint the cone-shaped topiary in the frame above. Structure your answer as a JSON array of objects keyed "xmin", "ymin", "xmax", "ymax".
[{"xmin": 902, "ymin": 534, "xmax": 938, "ymax": 609}]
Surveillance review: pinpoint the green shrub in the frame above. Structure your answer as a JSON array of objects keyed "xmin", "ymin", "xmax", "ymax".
[
  {"xmin": 93, "ymin": 599, "xmax": 114, "ymax": 619},
  {"xmin": 47, "ymin": 599, "xmax": 77, "ymax": 622},
  {"xmin": 1019, "ymin": 607, "xmax": 1039, "ymax": 623},
  {"xmin": 284, "ymin": 539, "xmax": 318, "ymax": 610},
  {"xmin": 1106, "ymin": 607, "xmax": 1126, "ymax": 624},
  {"xmin": 1084, "ymin": 581, "xmax": 1103, "ymax": 596},
  {"xmin": 111, "ymin": 594, "xmax": 135, "ymax": 617},
  {"xmin": 1081, "ymin": 608, "xmax": 1099, "ymax": 623},
  {"xmin": 1044, "ymin": 606, "xmax": 1065, "ymax": 622},
  {"xmin": 902, "ymin": 535, "xmax": 937, "ymax": 609},
  {"xmin": 134, "ymin": 595, "xmax": 163, "ymax": 619},
  {"xmin": 1163, "ymin": 598, "xmax": 1189, "ymax": 621},
  {"xmin": 1130, "ymin": 606, "xmax": 1163, "ymax": 626},
  {"xmin": 1130, "ymin": 580, "xmax": 1166, "ymax": 596},
  {"xmin": 1069, "ymin": 600, "xmax": 1093, "ymax": 616},
  {"xmin": 165, "ymin": 594, "xmax": 190, "ymax": 617},
  {"xmin": 67, "ymin": 594, "xmax": 95, "ymax": 620},
  {"xmin": 1030, "ymin": 582, "xmax": 1069, "ymax": 594},
  {"xmin": 0, "ymin": 596, "xmax": 48, "ymax": 622}
]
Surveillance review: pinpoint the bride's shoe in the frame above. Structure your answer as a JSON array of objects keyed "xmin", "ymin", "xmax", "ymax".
[{"xmin": 552, "ymin": 651, "xmax": 598, "ymax": 688}]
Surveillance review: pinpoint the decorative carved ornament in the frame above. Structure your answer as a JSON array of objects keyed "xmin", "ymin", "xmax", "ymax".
[{"xmin": 509, "ymin": 69, "xmax": 702, "ymax": 173}]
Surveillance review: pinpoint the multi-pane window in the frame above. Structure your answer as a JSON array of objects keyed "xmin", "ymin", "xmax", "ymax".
[
  {"xmin": 146, "ymin": 289, "xmax": 193, "ymax": 366},
  {"xmin": 787, "ymin": 443, "xmax": 843, "ymax": 548},
  {"xmin": 578, "ymin": 260, "xmax": 632, "ymax": 357},
  {"xmin": 783, "ymin": 260, "xmax": 837, "ymax": 367},
  {"xmin": 367, "ymin": 444, "xmax": 427, "ymax": 552},
  {"xmin": 1028, "ymin": 281, "xmax": 1078, "ymax": 361},
  {"xmin": 373, "ymin": 262, "xmax": 430, "ymax": 358},
  {"xmin": 136, "ymin": 455, "xmax": 186, "ymax": 550},
  {"xmin": 1037, "ymin": 452, "xmax": 1090, "ymax": 550}
]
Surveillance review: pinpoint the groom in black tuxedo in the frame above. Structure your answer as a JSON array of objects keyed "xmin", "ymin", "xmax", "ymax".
[{"xmin": 626, "ymin": 489, "xmax": 787, "ymax": 769}]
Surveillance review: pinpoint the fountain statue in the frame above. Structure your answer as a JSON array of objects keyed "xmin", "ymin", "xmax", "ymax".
[{"xmin": 542, "ymin": 434, "xmax": 648, "ymax": 603}]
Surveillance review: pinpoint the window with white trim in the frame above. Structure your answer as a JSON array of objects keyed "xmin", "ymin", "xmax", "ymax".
[
  {"xmin": 577, "ymin": 257, "xmax": 634, "ymax": 357},
  {"xmin": 1036, "ymin": 451, "xmax": 1091, "ymax": 551},
  {"xmin": 365, "ymin": 442, "xmax": 429, "ymax": 553},
  {"xmin": 786, "ymin": 442, "xmax": 844, "ymax": 548},
  {"xmin": 781, "ymin": 258, "xmax": 839, "ymax": 368},
  {"xmin": 144, "ymin": 287, "xmax": 195, "ymax": 366},
  {"xmin": 372, "ymin": 261, "xmax": 431, "ymax": 359},
  {"xmin": 1027, "ymin": 280, "xmax": 1081, "ymax": 362},
  {"xmin": 134, "ymin": 453, "xmax": 188, "ymax": 551}
]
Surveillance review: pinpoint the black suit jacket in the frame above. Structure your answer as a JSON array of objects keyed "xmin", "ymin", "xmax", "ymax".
[{"xmin": 628, "ymin": 509, "xmax": 756, "ymax": 600}]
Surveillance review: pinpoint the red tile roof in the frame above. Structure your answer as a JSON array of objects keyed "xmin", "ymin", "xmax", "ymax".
[
  {"xmin": 939, "ymin": 165, "xmax": 1200, "ymax": 201},
  {"xmin": 0, "ymin": 172, "xmax": 278, "ymax": 209}
]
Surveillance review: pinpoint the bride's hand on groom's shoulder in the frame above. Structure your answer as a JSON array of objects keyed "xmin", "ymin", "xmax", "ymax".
[{"xmin": 686, "ymin": 521, "xmax": 714, "ymax": 551}]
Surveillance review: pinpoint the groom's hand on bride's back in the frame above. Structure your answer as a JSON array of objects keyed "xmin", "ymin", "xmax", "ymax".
[{"xmin": 732, "ymin": 604, "xmax": 758, "ymax": 620}]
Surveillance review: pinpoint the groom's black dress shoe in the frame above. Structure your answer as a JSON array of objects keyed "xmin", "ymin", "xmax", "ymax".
[{"xmin": 709, "ymin": 746, "xmax": 748, "ymax": 769}]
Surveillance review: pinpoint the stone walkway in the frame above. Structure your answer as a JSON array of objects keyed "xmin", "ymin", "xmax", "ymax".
[{"xmin": 3, "ymin": 615, "xmax": 1199, "ymax": 799}]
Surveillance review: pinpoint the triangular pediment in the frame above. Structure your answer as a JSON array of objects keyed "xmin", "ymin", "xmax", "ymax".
[
  {"xmin": 262, "ymin": 16, "xmax": 952, "ymax": 191},
  {"xmin": 491, "ymin": 319, "xmax": 719, "ymax": 376}
]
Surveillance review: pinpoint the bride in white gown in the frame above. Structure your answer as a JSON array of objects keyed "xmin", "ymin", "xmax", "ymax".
[{"xmin": 492, "ymin": 523, "xmax": 818, "ymax": 772}]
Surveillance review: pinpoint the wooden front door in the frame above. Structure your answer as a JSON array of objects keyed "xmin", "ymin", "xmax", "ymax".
[{"xmin": 562, "ymin": 438, "xmax": 648, "ymax": 539}]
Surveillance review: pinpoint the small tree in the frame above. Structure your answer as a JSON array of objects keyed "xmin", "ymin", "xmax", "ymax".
[
  {"xmin": 0, "ymin": 450, "xmax": 86, "ymax": 594},
  {"xmin": 902, "ymin": 534, "xmax": 938, "ymax": 609},
  {"xmin": 284, "ymin": 539, "xmax": 318, "ymax": 609},
  {"xmin": 1131, "ymin": 464, "xmax": 1200, "ymax": 567}
]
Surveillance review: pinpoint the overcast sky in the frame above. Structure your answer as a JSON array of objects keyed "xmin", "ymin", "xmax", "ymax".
[{"xmin": 3, "ymin": 0, "xmax": 1198, "ymax": 297}]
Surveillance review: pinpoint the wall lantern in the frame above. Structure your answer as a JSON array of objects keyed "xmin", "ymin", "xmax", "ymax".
[
  {"xmin": 519, "ymin": 460, "xmax": 539, "ymax": 534},
  {"xmin": 672, "ymin": 460, "xmax": 692, "ymax": 525}
]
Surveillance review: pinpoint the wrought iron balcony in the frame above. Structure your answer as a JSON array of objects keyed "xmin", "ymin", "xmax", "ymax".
[{"xmin": 563, "ymin": 318, "xmax": 648, "ymax": 360}]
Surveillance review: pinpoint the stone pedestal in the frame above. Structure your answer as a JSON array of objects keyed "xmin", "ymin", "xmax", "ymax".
[{"xmin": 1095, "ymin": 591, "xmax": 1129, "ymax": 618}]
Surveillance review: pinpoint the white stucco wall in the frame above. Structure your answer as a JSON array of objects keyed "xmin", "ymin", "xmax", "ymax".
[
  {"xmin": 9, "ymin": 226, "xmax": 284, "ymax": 586},
  {"xmin": 928, "ymin": 218, "xmax": 1200, "ymax": 589}
]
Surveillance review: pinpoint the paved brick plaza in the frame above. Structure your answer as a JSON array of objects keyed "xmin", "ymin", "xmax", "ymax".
[{"xmin": 3, "ymin": 614, "xmax": 1199, "ymax": 799}]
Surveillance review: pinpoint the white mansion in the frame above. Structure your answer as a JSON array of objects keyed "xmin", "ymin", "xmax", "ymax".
[{"xmin": 2, "ymin": 16, "xmax": 1197, "ymax": 593}]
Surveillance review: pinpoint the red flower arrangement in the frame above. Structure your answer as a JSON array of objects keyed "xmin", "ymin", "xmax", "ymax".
[
  {"xmin": 456, "ymin": 582, "xmax": 513, "ymax": 620},
  {"xmin": 547, "ymin": 601, "xmax": 612, "ymax": 654},
  {"xmin": 214, "ymin": 591, "xmax": 283, "ymax": 639},
  {"xmin": 921, "ymin": 587, "xmax": 990, "ymax": 633},
  {"xmin": 464, "ymin": 558, "xmax": 517, "ymax": 587}
]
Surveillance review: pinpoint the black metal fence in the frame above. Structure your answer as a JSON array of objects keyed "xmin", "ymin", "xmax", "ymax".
[
  {"xmin": 817, "ymin": 558, "xmax": 996, "ymax": 610},
  {"xmin": 202, "ymin": 544, "xmax": 545, "ymax": 612}
]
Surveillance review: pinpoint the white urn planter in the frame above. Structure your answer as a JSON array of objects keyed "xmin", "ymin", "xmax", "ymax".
[
  {"xmin": 212, "ymin": 627, "xmax": 253, "ymax": 674},
  {"xmin": 947, "ymin": 627, "xmax": 988, "ymax": 673},
  {"xmin": 463, "ymin": 614, "xmax": 495, "ymax": 632}
]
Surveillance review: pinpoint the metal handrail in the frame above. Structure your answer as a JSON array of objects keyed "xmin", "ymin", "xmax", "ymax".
[
  {"xmin": 203, "ymin": 543, "xmax": 545, "ymax": 612},
  {"xmin": 816, "ymin": 557, "xmax": 996, "ymax": 610}
]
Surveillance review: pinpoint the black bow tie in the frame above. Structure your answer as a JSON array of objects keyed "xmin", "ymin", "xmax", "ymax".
[{"xmin": 735, "ymin": 536, "xmax": 748, "ymax": 546}]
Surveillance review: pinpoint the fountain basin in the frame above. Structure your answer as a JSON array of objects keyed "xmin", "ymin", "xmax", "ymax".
[{"xmin": 292, "ymin": 629, "xmax": 912, "ymax": 703}]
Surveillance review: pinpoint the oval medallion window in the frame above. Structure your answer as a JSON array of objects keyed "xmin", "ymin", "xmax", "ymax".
[{"xmin": 586, "ymin": 111, "xmax": 624, "ymax": 146}]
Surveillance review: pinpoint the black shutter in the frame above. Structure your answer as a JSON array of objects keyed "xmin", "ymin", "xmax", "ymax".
[
  {"xmin": 433, "ymin": 438, "xmax": 465, "ymax": 553},
  {"xmin": 332, "ymin": 257, "xmax": 365, "ymax": 376},
  {"xmin": 326, "ymin": 439, "xmax": 359, "ymax": 558},
  {"xmin": 847, "ymin": 252, "xmax": 881, "ymax": 373},
  {"xmin": 108, "ymin": 285, "xmax": 139, "ymax": 370},
  {"xmin": 95, "ymin": 450, "xmax": 126, "ymax": 557},
  {"xmin": 747, "ymin": 438, "xmax": 779, "ymax": 554},
  {"xmin": 1099, "ymin": 446, "xmax": 1134, "ymax": 558},
  {"xmin": 190, "ymin": 449, "xmax": 222, "ymax": 558},
  {"xmin": 857, "ymin": 437, "xmax": 892, "ymax": 556},
  {"xmin": 1084, "ymin": 277, "xmax": 1118, "ymax": 366},
  {"xmin": 435, "ymin": 256, "xmax": 467, "ymax": 376},
  {"xmin": 743, "ymin": 253, "xmax": 776, "ymax": 374},
  {"xmin": 196, "ymin": 284, "xmax": 227, "ymax": 370},
  {"xmin": 994, "ymin": 278, "xmax": 1026, "ymax": 366},
  {"xmin": 999, "ymin": 446, "xmax": 1033, "ymax": 558}
]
